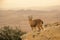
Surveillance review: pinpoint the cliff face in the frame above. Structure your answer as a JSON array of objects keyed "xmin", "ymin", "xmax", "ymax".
[{"xmin": 21, "ymin": 25, "xmax": 60, "ymax": 40}]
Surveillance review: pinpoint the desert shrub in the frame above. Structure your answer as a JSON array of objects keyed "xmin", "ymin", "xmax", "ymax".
[{"xmin": 0, "ymin": 26, "xmax": 26, "ymax": 40}]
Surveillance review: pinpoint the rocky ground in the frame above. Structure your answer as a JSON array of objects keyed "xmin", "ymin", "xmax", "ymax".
[{"xmin": 21, "ymin": 25, "xmax": 60, "ymax": 40}]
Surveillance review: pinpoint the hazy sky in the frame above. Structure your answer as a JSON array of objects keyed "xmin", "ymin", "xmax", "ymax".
[{"xmin": 0, "ymin": 0, "xmax": 60, "ymax": 10}]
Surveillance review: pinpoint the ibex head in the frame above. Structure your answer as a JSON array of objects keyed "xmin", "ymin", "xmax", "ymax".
[{"xmin": 28, "ymin": 15, "xmax": 33, "ymax": 21}]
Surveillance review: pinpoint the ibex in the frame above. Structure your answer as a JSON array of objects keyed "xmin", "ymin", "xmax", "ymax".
[{"xmin": 28, "ymin": 16, "xmax": 43, "ymax": 32}]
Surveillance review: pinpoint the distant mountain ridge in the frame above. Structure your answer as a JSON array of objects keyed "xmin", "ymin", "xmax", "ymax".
[{"xmin": 0, "ymin": 7, "xmax": 60, "ymax": 25}]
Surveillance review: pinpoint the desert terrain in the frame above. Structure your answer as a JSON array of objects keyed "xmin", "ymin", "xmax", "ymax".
[
  {"xmin": 0, "ymin": 6, "xmax": 60, "ymax": 40},
  {"xmin": 0, "ymin": 0, "xmax": 60, "ymax": 40},
  {"xmin": 0, "ymin": 6, "xmax": 60, "ymax": 32}
]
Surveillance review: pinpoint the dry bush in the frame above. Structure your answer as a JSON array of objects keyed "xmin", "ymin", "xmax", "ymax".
[{"xmin": 0, "ymin": 26, "xmax": 26, "ymax": 40}]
